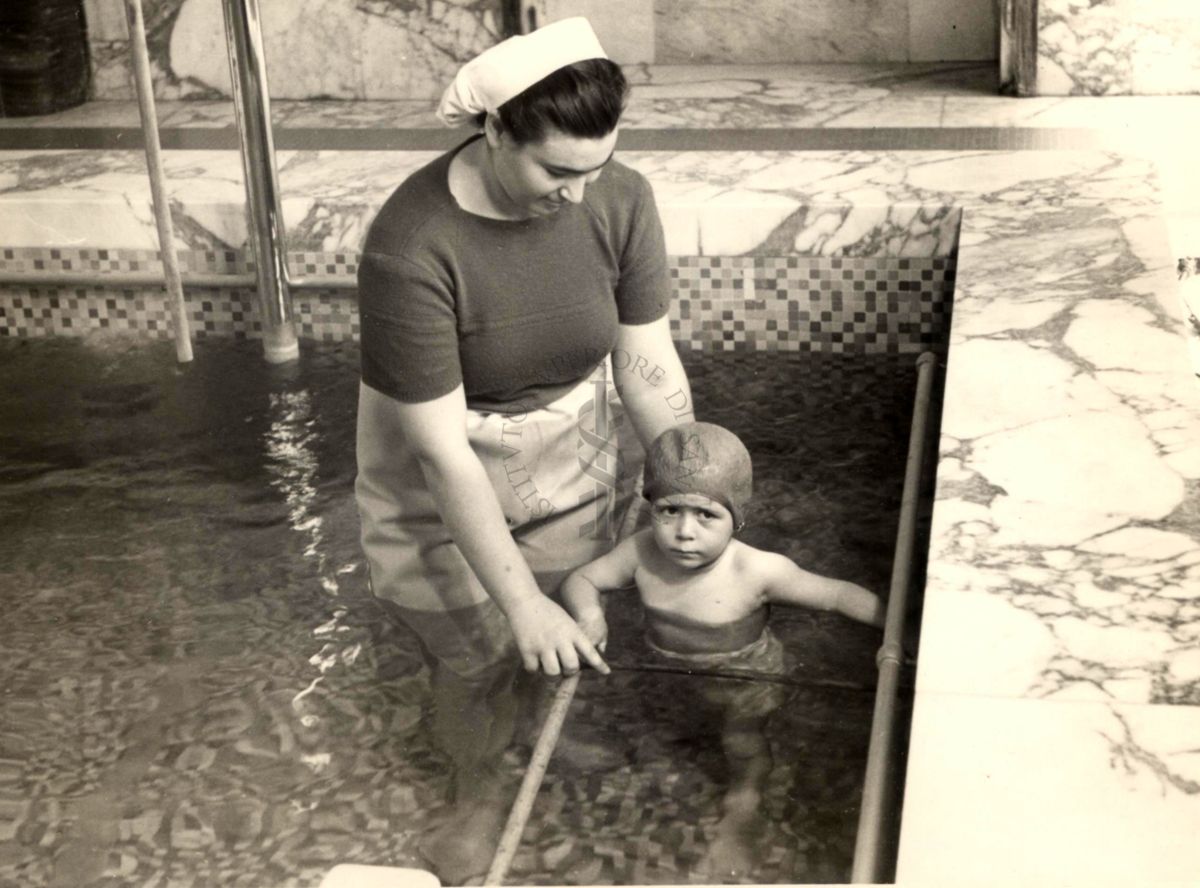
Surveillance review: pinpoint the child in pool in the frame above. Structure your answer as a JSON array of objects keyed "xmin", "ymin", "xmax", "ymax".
[{"xmin": 562, "ymin": 421, "xmax": 884, "ymax": 879}]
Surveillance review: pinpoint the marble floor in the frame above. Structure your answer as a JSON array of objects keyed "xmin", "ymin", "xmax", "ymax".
[
  {"xmin": 2, "ymin": 62, "xmax": 1199, "ymax": 136},
  {"xmin": 3, "ymin": 61, "xmax": 1197, "ymax": 255}
]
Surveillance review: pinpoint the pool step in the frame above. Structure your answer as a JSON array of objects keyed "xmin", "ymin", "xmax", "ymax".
[{"xmin": 319, "ymin": 864, "xmax": 440, "ymax": 888}]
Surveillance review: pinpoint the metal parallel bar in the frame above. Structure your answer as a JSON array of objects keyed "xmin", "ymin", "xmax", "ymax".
[
  {"xmin": 851, "ymin": 350, "xmax": 938, "ymax": 884},
  {"xmin": 123, "ymin": 0, "xmax": 193, "ymax": 363},
  {"xmin": 604, "ymin": 659, "xmax": 902, "ymax": 693},
  {"xmin": 220, "ymin": 0, "xmax": 298, "ymax": 363},
  {"xmin": 484, "ymin": 673, "xmax": 580, "ymax": 886}
]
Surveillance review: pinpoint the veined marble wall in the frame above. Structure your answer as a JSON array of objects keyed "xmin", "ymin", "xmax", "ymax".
[
  {"xmin": 82, "ymin": 0, "xmax": 505, "ymax": 101},
  {"xmin": 646, "ymin": 0, "xmax": 995, "ymax": 64},
  {"xmin": 533, "ymin": 0, "xmax": 993, "ymax": 65},
  {"xmin": 1038, "ymin": 0, "xmax": 1200, "ymax": 95},
  {"xmin": 83, "ymin": 0, "xmax": 994, "ymax": 101},
  {"xmin": 656, "ymin": 0, "xmax": 911, "ymax": 64}
]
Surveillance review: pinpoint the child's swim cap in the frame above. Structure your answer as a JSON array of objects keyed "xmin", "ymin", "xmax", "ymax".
[{"xmin": 643, "ymin": 422, "xmax": 752, "ymax": 528}]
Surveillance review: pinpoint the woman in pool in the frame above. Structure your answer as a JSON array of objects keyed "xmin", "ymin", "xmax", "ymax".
[{"xmin": 354, "ymin": 17, "xmax": 692, "ymax": 880}]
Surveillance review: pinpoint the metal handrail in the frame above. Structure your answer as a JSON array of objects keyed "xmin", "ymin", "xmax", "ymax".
[
  {"xmin": 221, "ymin": 0, "xmax": 298, "ymax": 363},
  {"xmin": 851, "ymin": 350, "xmax": 938, "ymax": 883},
  {"xmin": 123, "ymin": 0, "xmax": 193, "ymax": 363}
]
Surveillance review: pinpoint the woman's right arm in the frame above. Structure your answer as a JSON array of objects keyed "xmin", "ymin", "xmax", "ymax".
[{"xmin": 389, "ymin": 384, "xmax": 610, "ymax": 676}]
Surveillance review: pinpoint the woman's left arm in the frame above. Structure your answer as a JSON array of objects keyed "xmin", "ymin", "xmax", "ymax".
[{"xmin": 612, "ymin": 314, "xmax": 694, "ymax": 450}]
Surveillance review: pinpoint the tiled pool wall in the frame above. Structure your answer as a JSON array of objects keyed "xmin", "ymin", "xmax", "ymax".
[{"xmin": 0, "ymin": 250, "xmax": 956, "ymax": 354}]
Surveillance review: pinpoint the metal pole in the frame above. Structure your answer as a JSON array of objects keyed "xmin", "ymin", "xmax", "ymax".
[
  {"xmin": 999, "ymin": 0, "xmax": 1038, "ymax": 96},
  {"xmin": 851, "ymin": 351, "xmax": 938, "ymax": 883},
  {"xmin": 484, "ymin": 673, "xmax": 580, "ymax": 885},
  {"xmin": 123, "ymin": 0, "xmax": 193, "ymax": 363},
  {"xmin": 221, "ymin": 0, "xmax": 298, "ymax": 363}
]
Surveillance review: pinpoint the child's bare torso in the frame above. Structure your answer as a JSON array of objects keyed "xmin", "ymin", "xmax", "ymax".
[{"xmin": 633, "ymin": 532, "xmax": 767, "ymax": 626}]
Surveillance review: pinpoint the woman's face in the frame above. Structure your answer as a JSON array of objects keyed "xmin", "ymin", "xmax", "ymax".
[
  {"xmin": 486, "ymin": 119, "xmax": 619, "ymax": 218},
  {"xmin": 650, "ymin": 493, "xmax": 735, "ymax": 571}
]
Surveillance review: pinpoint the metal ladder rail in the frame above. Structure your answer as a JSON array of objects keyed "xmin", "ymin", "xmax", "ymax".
[
  {"xmin": 221, "ymin": 0, "xmax": 299, "ymax": 363},
  {"xmin": 851, "ymin": 350, "xmax": 939, "ymax": 883}
]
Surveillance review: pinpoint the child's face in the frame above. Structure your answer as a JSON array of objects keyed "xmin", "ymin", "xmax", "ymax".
[{"xmin": 650, "ymin": 493, "xmax": 735, "ymax": 570}]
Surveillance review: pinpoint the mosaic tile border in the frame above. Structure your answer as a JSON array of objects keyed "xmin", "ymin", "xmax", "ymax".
[
  {"xmin": 0, "ymin": 255, "xmax": 955, "ymax": 354},
  {"xmin": 668, "ymin": 256, "xmax": 955, "ymax": 354},
  {"xmin": 0, "ymin": 247, "xmax": 360, "ymax": 281},
  {"xmin": 0, "ymin": 288, "xmax": 259, "ymax": 340}
]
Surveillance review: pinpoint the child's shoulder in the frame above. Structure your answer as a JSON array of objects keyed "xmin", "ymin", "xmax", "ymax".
[{"xmin": 730, "ymin": 541, "xmax": 795, "ymax": 578}]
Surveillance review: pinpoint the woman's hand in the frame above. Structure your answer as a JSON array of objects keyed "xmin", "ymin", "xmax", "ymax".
[{"xmin": 505, "ymin": 593, "xmax": 610, "ymax": 676}]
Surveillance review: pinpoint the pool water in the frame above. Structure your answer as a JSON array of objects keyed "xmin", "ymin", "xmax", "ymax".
[{"xmin": 0, "ymin": 336, "xmax": 921, "ymax": 887}]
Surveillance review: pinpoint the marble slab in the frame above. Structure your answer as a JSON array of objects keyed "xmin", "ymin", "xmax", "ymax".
[
  {"xmin": 85, "ymin": 0, "xmax": 505, "ymax": 101},
  {"xmin": 920, "ymin": 227, "xmax": 1200, "ymax": 685},
  {"xmin": 1038, "ymin": 0, "xmax": 1200, "ymax": 96},
  {"xmin": 0, "ymin": 147, "xmax": 1172, "ymax": 261},
  {"xmin": 75, "ymin": 0, "xmax": 1200, "ymax": 104},
  {"xmin": 909, "ymin": 0, "xmax": 996, "ymax": 62},
  {"xmin": 897, "ymin": 694, "xmax": 1200, "ymax": 884},
  {"xmin": 654, "ymin": 0, "xmax": 909, "ymax": 64},
  {"xmin": 10, "ymin": 65, "xmax": 1200, "ymax": 136},
  {"xmin": 625, "ymin": 71, "xmax": 938, "ymax": 129},
  {"xmin": 0, "ymin": 148, "xmax": 955, "ymax": 257}
]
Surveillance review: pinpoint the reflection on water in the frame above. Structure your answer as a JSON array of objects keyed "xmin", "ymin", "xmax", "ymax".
[{"xmin": 0, "ymin": 337, "xmax": 917, "ymax": 886}]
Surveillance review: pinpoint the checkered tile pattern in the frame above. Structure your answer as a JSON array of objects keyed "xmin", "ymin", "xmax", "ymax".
[
  {"xmin": 190, "ymin": 288, "xmax": 262, "ymax": 337},
  {"xmin": 0, "ymin": 287, "xmax": 268, "ymax": 340},
  {"xmin": 0, "ymin": 249, "xmax": 955, "ymax": 353},
  {"xmin": 0, "ymin": 288, "xmax": 180, "ymax": 337},
  {"xmin": 0, "ymin": 247, "xmax": 162, "ymax": 276},
  {"xmin": 668, "ymin": 256, "xmax": 758, "ymax": 351},
  {"xmin": 0, "ymin": 248, "xmax": 361, "ymax": 280},
  {"xmin": 182, "ymin": 250, "xmax": 251, "ymax": 276},
  {"xmin": 288, "ymin": 252, "xmax": 359, "ymax": 281},
  {"xmin": 669, "ymin": 255, "xmax": 956, "ymax": 354},
  {"xmin": 293, "ymin": 289, "xmax": 361, "ymax": 341}
]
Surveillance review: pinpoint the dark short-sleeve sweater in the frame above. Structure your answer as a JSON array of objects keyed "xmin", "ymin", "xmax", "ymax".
[{"xmin": 357, "ymin": 136, "xmax": 671, "ymax": 413}]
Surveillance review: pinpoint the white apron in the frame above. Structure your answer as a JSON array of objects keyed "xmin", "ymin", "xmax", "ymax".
[{"xmin": 356, "ymin": 360, "xmax": 635, "ymax": 622}]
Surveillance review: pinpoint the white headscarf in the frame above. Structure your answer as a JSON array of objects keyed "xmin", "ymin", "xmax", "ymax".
[{"xmin": 436, "ymin": 17, "xmax": 608, "ymax": 127}]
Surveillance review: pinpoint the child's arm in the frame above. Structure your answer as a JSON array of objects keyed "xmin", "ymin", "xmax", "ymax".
[
  {"xmin": 560, "ymin": 534, "xmax": 643, "ymax": 651},
  {"xmin": 758, "ymin": 552, "xmax": 884, "ymax": 628}
]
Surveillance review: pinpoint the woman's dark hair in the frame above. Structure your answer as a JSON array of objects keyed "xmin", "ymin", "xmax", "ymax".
[{"xmin": 476, "ymin": 58, "xmax": 628, "ymax": 144}]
